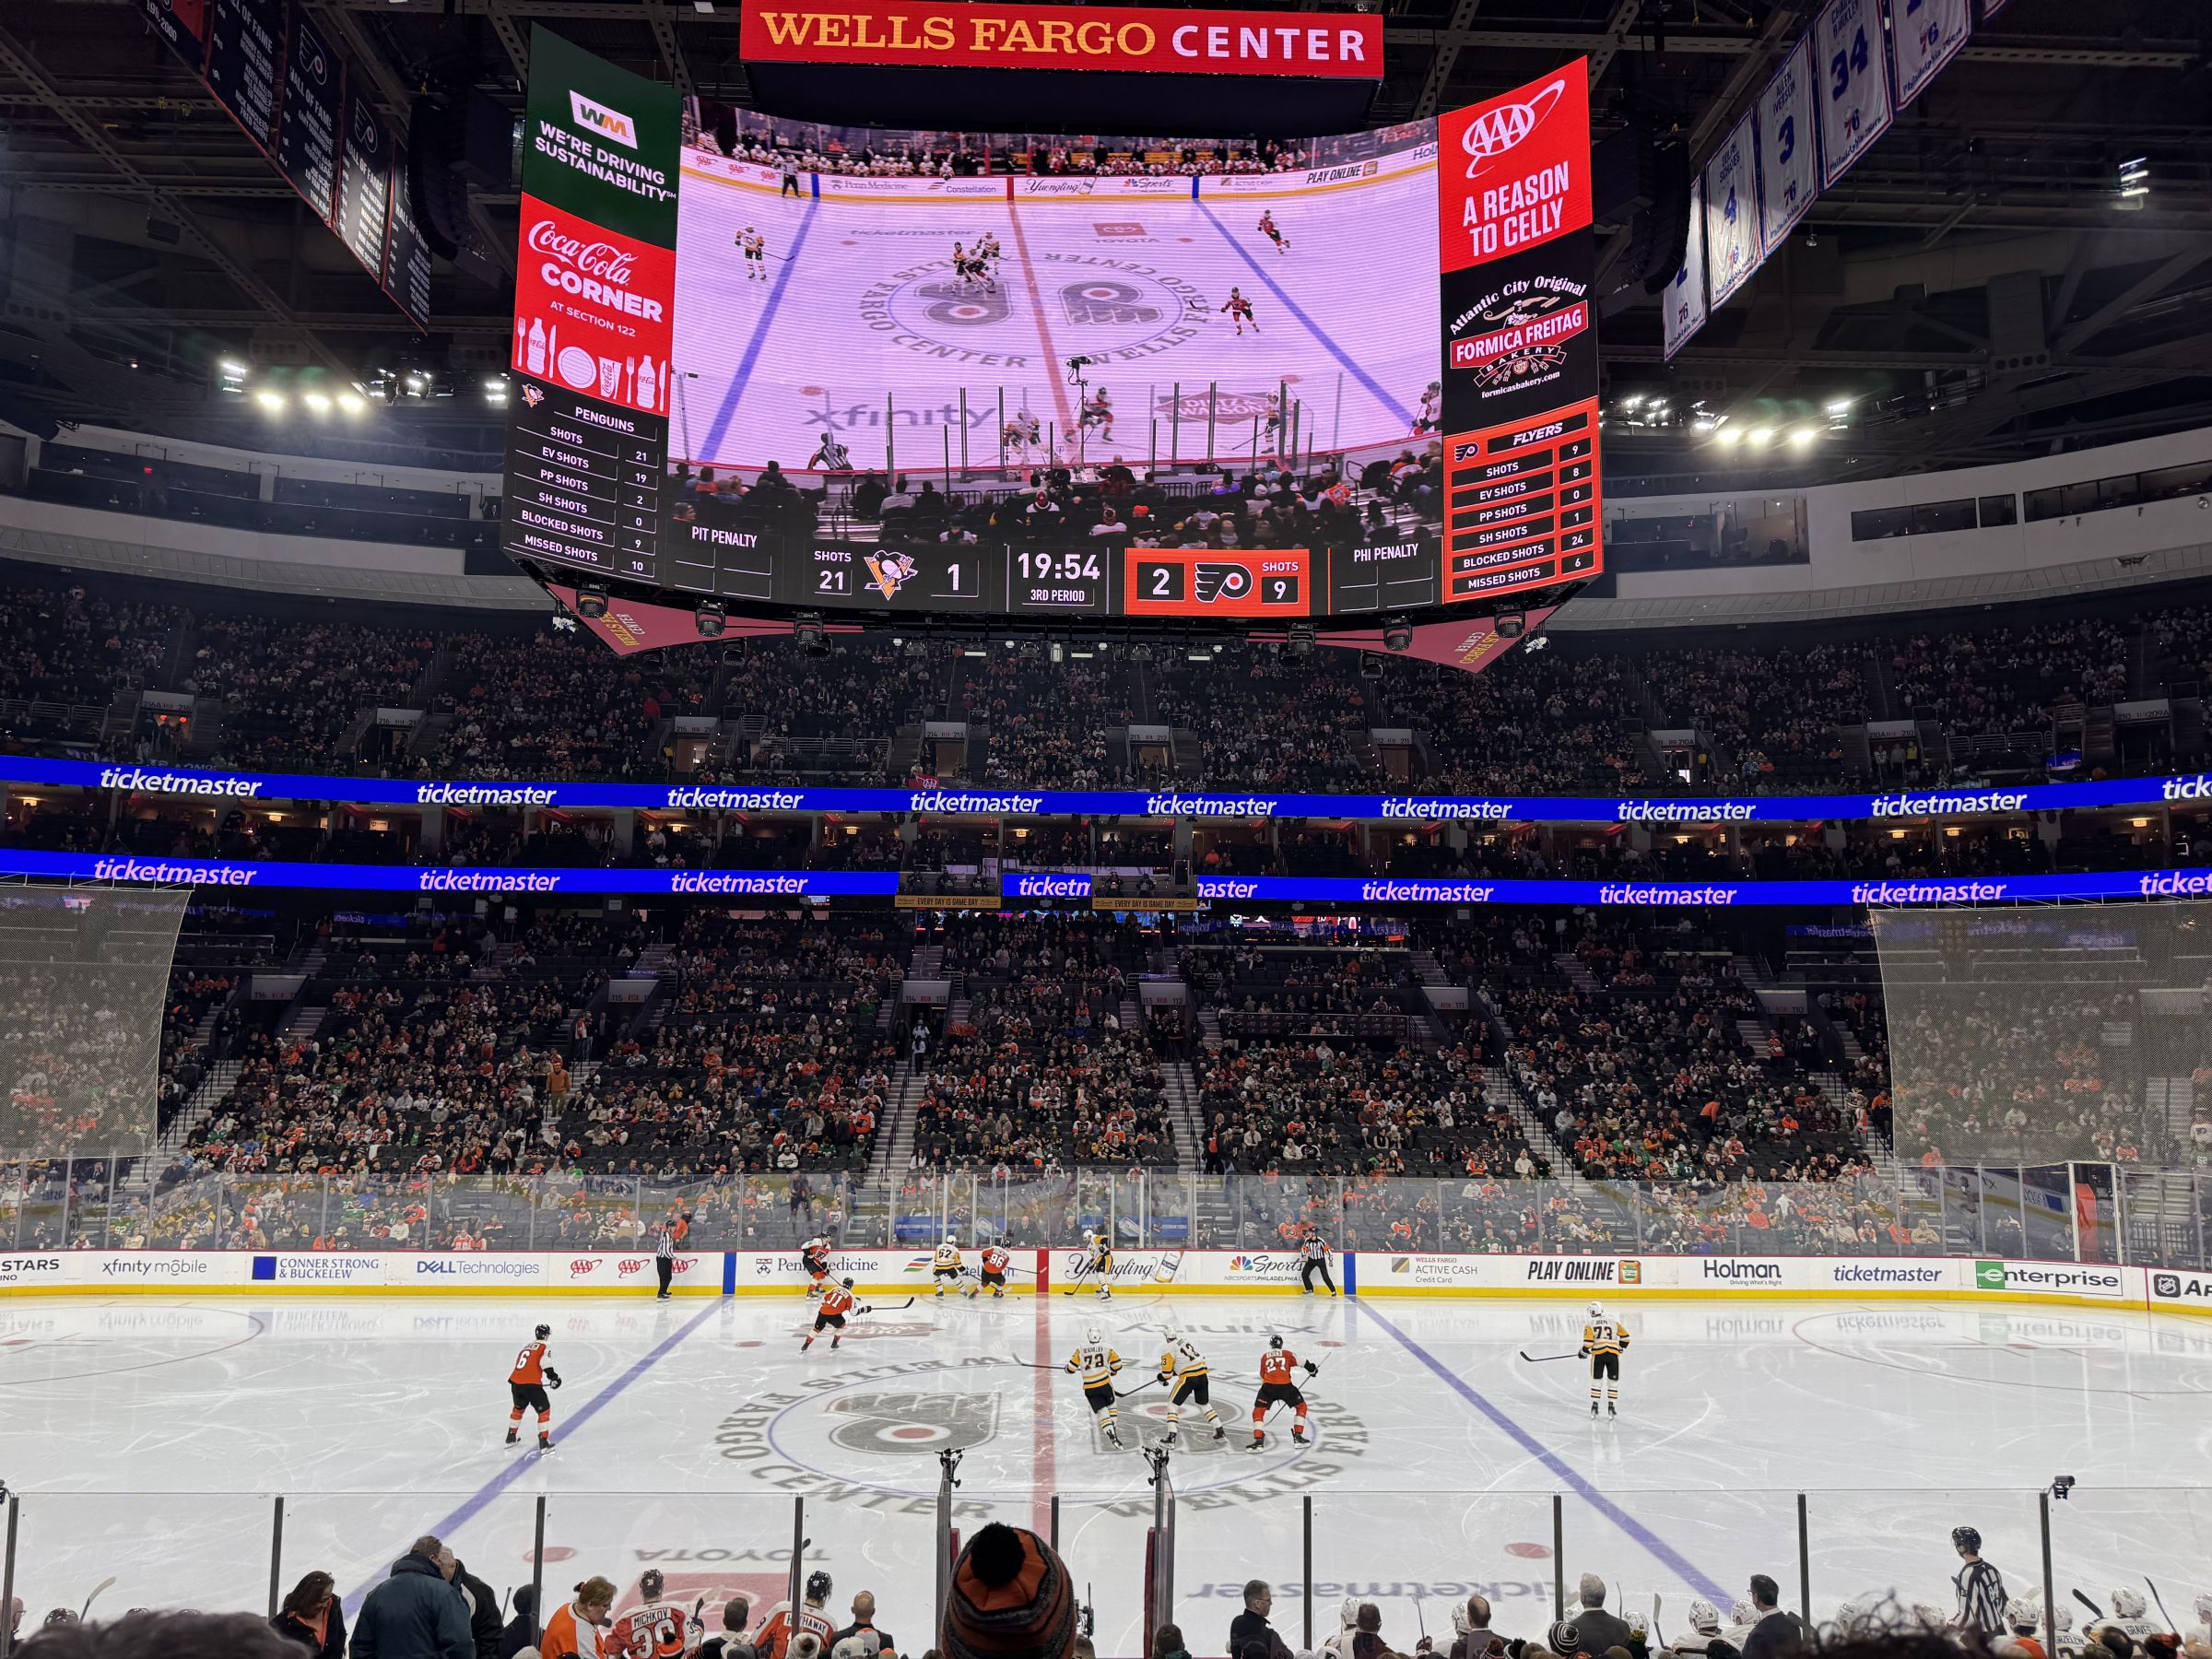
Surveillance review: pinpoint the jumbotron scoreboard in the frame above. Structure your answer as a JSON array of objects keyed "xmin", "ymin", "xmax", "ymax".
[{"xmin": 500, "ymin": 23, "xmax": 1601, "ymax": 623}]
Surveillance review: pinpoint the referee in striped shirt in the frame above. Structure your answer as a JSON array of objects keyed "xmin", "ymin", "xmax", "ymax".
[
  {"xmin": 653, "ymin": 1218, "xmax": 677, "ymax": 1300},
  {"xmin": 1950, "ymin": 1525, "xmax": 2007, "ymax": 1635}
]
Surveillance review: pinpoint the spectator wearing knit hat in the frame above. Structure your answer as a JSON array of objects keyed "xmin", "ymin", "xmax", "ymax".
[{"xmin": 940, "ymin": 1524, "xmax": 1076, "ymax": 1659}]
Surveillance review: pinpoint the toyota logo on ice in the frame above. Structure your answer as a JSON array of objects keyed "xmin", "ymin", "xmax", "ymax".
[{"xmin": 1460, "ymin": 77, "xmax": 1567, "ymax": 177}]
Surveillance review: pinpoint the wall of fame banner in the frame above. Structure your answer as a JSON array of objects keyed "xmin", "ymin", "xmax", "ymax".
[
  {"xmin": 1662, "ymin": 175, "xmax": 1707, "ymax": 361},
  {"xmin": 737, "ymin": 1, "xmax": 1382, "ymax": 77},
  {"xmin": 1755, "ymin": 34, "xmax": 1820, "ymax": 256},
  {"xmin": 140, "ymin": 0, "xmax": 207, "ymax": 76},
  {"xmin": 1816, "ymin": 0, "xmax": 1894, "ymax": 189},
  {"xmin": 1890, "ymin": 0, "xmax": 1973, "ymax": 108},
  {"xmin": 1434, "ymin": 60, "xmax": 1602, "ymax": 598},
  {"xmin": 1701, "ymin": 113, "xmax": 1759, "ymax": 307},
  {"xmin": 275, "ymin": 0, "xmax": 342, "ymax": 229}
]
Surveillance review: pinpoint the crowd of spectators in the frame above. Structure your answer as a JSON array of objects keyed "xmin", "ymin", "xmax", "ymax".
[
  {"xmin": 188, "ymin": 617, "xmax": 434, "ymax": 771},
  {"xmin": 713, "ymin": 123, "xmax": 1311, "ymax": 178},
  {"xmin": 431, "ymin": 629, "xmax": 711, "ymax": 782},
  {"xmin": 1890, "ymin": 618, "xmax": 2131, "ymax": 731}
]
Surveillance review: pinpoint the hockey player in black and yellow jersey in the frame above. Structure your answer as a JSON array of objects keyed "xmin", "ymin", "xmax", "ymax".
[
  {"xmin": 1581, "ymin": 1300, "xmax": 1629, "ymax": 1417},
  {"xmin": 1156, "ymin": 1327, "xmax": 1228, "ymax": 1448},
  {"xmin": 933, "ymin": 1237, "xmax": 964, "ymax": 1299},
  {"xmin": 1085, "ymin": 1230, "xmax": 1113, "ymax": 1301},
  {"xmin": 1065, "ymin": 1324, "xmax": 1125, "ymax": 1448}
]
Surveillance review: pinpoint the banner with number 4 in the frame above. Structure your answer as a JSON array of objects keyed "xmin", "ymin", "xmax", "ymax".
[{"xmin": 1815, "ymin": 0, "xmax": 1893, "ymax": 190}]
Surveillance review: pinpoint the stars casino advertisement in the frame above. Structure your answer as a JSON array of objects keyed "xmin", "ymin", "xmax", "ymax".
[{"xmin": 1434, "ymin": 60, "xmax": 1602, "ymax": 601}]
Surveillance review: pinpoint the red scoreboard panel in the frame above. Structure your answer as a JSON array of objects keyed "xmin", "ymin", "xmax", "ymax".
[
  {"xmin": 1442, "ymin": 396, "xmax": 1600, "ymax": 601},
  {"xmin": 1124, "ymin": 547, "xmax": 1313, "ymax": 617}
]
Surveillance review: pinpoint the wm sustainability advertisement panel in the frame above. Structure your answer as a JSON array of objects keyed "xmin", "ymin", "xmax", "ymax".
[{"xmin": 503, "ymin": 28, "xmax": 681, "ymax": 589}]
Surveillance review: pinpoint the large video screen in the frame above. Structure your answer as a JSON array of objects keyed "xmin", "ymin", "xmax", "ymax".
[
  {"xmin": 500, "ymin": 31, "xmax": 1601, "ymax": 621},
  {"xmin": 668, "ymin": 113, "xmax": 1440, "ymax": 471}
]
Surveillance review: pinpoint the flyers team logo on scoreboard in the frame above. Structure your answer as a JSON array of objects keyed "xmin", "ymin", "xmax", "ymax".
[
  {"xmin": 1459, "ymin": 76, "xmax": 1569, "ymax": 178},
  {"xmin": 569, "ymin": 90, "xmax": 639, "ymax": 148}
]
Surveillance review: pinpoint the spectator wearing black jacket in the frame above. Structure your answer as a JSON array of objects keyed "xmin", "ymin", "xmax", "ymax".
[
  {"xmin": 271, "ymin": 1571, "xmax": 346, "ymax": 1659},
  {"xmin": 496, "ymin": 1586, "xmax": 537, "ymax": 1659},
  {"xmin": 1569, "ymin": 1577, "xmax": 1635, "ymax": 1657},
  {"xmin": 1228, "ymin": 1583, "xmax": 1294, "ymax": 1659},
  {"xmin": 441, "ymin": 1552, "xmax": 504, "ymax": 1659}
]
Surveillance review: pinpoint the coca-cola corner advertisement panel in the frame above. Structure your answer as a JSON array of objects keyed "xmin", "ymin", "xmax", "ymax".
[
  {"xmin": 1433, "ymin": 62, "xmax": 1603, "ymax": 599},
  {"xmin": 513, "ymin": 197, "xmax": 676, "ymax": 415},
  {"xmin": 502, "ymin": 28, "xmax": 682, "ymax": 588}
]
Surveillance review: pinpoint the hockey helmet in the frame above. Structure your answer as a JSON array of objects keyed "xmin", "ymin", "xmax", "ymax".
[
  {"xmin": 1587, "ymin": 1301, "xmax": 1604, "ymax": 1318},
  {"xmin": 841, "ymin": 1277, "xmax": 855, "ymax": 1290},
  {"xmin": 2111, "ymin": 1591, "xmax": 2146, "ymax": 1620},
  {"xmin": 1951, "ymin": 1525, "xmax": 1983, "ymax": 1555},
  {"xmin": 1086, "ymin": 1324, "xmax": 1104, "ymax": 1346},
  {"xmin": 1269, "ymin": 1335, "xmax": 1285, "ymax": 1350},
  {"xmin": 535, "ymin": 1323, "xmax": 551, "ymax": 1340}
]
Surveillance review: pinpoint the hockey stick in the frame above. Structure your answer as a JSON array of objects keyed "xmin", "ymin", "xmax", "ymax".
[
  {"xmin": 1517, "ymin": 1350, "xmax": 1581, "ymax": 1363},
  {"xmin": 79, "ymin": 1577, "xmax": 116, "ymax": 1621},
  {"xmin": 2074, "ymin": 1591, "xmax": 2106, "ymax": 1621},
  {"xmin": 1113, "ymin": 1376, "xmax": 1159, "ymax": 1400},
  {"xmin": 1007, "ymin": 1354, "xmax": 1062, "ymax": 1369},
  {"xmin": 2145, "ymin": 1579, "xmax": 2176, "ymax": 1631},
  {"xmin": 1651, "ymin": 1594, "xmax": 1664, "ymax": 1648}
]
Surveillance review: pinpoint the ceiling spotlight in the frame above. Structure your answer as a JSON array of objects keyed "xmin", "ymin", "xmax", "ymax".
[
  {"xmin": 2117, "ymin": 155, "xmax": 2149, "ymax": 206},
  {"xmin": 1692, "ymin": 418, "xmax": 1717, "ymax": 434},
  {"xmin": 574, "ymin": 584, "xmax": 609, "ymax": 619},
  {"xmin": 337, "ymin": 392, "xmax": 368, "ymax": 416},
  {"xmin": 1826, "ymin": 397, "xmax": 1854, "ymax": 417},
  {"xmin": 1048, "ymin": 641, "xmax": 1065, "ymax": 665},
  {"xmin": 301, "ymin": 392, "xmax": 332, "ymax": 417},
  {"xmin": 1747, "ymin": 426, "xmax": 1775, "ymax": 449},
  {"xmin": 1787, "ymin": 427, "xmax": 1818, "ymax": 448},
  {"xmin": 1496, "ymin": 610, "xmax": 1525, "ymax": 639},
  {"xmin": 694, "ymin": 600, "xmax": 727, "ymax": 639},
  {"xmin": 1713, "ymin": 426, "xmax": 1744, "ymax": 449},
  {"xmin": 1382, "ymin": 616, "xmax": 1413, "ymax": 653},
  {"xmin": 253, "ymin": 389, "xmax": 287, "ymax": 415},
  {"xmin": 794, "ymin": 613, "xmax": 829, "ymax": 655},
  {"xmin": 1286, "ymin": 622, "xmax": 1315, "ymax": 661}
]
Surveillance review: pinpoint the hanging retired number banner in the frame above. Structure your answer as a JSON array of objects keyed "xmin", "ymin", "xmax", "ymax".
[
  {"xmin": 1663, "ymin": 175, "xmax": 1707, "ymax": 362},
  {"xmin": 1816, "ymin": 0, "xmax": 1893, "ymax": 188},
  {"xmin": 1702, "ymin": 112, "xmax": 1760, "ymax": 307},
  {"xmin": 1435, "ymin": 60, "xmax": 1602, "ymax": 601},
  {"xmin": 1755, "ymin": 33, "xmax": 1819, "ymax": 256},
  {"xmin": 1890, "ymin": 0, "xmax": 1972, "ymax": 107}
]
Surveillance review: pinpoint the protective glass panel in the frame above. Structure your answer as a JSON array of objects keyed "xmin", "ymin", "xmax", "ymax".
[
  {"xmin": 1874, "ymin": 904, "xmax": 2198, "ymax": 1167},
  {"xmin": 0, "ymin": 886, "xmax": 187, "ymax": 1157}
]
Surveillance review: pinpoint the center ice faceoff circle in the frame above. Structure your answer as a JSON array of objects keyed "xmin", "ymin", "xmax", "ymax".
[{"xmin": 867, "ymin": 253, "xmax": 1208, "ymax": 365}]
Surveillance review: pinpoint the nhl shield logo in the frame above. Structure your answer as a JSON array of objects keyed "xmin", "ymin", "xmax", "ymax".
[{"xmin": 825, "ymin": 1392, "xmax": 1001, "ymax": 1455}]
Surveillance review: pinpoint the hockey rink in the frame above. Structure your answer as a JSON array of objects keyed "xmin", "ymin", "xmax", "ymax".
[
  {"xmin": 6, "ymin": 1293, "xmax": 2210, "ymax": 1644},
  {"xmin": 667, "ymin": 152, "xmax": 1441, "ymax": 473}
]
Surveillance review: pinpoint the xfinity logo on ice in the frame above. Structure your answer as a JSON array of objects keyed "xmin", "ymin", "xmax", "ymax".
[{"xmin": 98, "ymin": 766, "xmax": 261, "ymax": 797}]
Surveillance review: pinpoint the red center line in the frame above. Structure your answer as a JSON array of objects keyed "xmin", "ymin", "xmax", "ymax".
[
  {"xmin": 1032, "ymin": 1247, "xmax": 1056, "ymax": 1538},
  {"xmin": 1001, "ymin": 201, "xmax": 1078, "ymax": 442}
]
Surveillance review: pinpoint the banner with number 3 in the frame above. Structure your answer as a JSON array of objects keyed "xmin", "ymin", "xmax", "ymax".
[
  {"xmin": 1815, "ymin": 0, "xmax": 1893, "ymax": 189},
  {"xmin": 1755, "ymin": 34, "xmax": 1819, "ymax": 256}
]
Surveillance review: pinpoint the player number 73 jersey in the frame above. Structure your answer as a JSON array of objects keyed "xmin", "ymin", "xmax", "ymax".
[
  {"xmin": 608, "ymin": 1599, "xmax": 696, "ymax": 1659},
  {"xmin": 1066, "ymin": 1343, "xmax": 1122, "ymax": 1385},
  {"xmin": 1583, "ymin": 1319, "xmax": 1628, "ymax": 1357}
]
